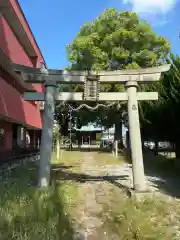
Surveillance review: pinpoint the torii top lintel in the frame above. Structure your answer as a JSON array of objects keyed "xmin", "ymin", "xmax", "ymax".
[{"xmin": 12, "ymin": 63, "xmax": 170, "ymax": 84}]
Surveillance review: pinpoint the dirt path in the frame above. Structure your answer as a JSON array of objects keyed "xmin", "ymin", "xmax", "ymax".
[
  {"xmin": 73, "ymin": 152, "xmax": 120, "ymax": 240},
  {"xmin": 74, "ymin": 153, "xmax": 104, "ymax": 239},
  {"xmin": 59, "ymin": 150, "xmax": 180, "ymax": 240}
]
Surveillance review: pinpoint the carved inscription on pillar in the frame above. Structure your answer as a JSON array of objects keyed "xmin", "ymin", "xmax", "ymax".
[
  {"xmin": 48, "ymin": 103, "xmax": 51, "ymax": 110},
  {"xmin": 132, "ymin": 104, "xmax": 137, "ymax": 110}
]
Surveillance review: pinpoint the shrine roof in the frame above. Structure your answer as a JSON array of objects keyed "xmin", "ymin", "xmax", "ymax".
[{"xmin": 73, "ymin": 125, "xmax": 104, "ymax": 132}]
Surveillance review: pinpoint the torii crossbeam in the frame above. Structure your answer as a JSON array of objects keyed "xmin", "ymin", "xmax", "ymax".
[{"xmin": 13, "ymin": 63, "xmax": 170, "ymax": 192}]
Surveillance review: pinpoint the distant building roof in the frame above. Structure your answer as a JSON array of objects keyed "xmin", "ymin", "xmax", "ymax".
[{"xmin": 74, "ymin": 124, "xmax": 104, "ymax": 132}]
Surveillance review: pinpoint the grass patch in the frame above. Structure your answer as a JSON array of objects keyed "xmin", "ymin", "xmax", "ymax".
[
  {"xmin": 98, "ymin": 185, "xmax": 178, "ymax": 240},
  {"xmin": 1, "ymin": 150, "xmax": 179, "ymax": 239},
  {"xmin": 85, "ymin": 151, "xmax": 125, "ymax": 167},
  {"xmin": 0, "ymin": 158, "xmax": 78, "ymax": 240},
  {"xmin": 51, "ymin": 150, "xmax": 83, "ymax": 173}
]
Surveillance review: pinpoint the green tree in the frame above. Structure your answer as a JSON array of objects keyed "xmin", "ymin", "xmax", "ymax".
[
  {"xmin": 67, "ymin": 9, "xmax": 170, "ymax": 71},
  {"xmin": 141, "ymin": 54, "xmax": 180, "ymax": 157},
  {"xmin": 55, "ymin": 9, "xmax": 171, "ymax": 128}
]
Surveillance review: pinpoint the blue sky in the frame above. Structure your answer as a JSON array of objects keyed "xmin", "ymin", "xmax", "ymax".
[{"xmin": 18, "ymin": 0, "xmax": 180, "ymax": 69}]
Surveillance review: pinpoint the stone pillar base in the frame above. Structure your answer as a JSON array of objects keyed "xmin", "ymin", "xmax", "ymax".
[{"xmin": 127, "ymin": 189, "xmax": 159, "ymax": 201}]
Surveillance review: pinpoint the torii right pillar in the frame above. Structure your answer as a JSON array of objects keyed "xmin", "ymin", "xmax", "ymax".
[{"xmin": 125, "ymin": 81, "xmax": 146, "ymax": 192}]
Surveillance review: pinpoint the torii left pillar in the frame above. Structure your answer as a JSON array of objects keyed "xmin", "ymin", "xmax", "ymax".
[{"xmin": 38, "ymin": 80, "xmax": 57, "ymax": 188}]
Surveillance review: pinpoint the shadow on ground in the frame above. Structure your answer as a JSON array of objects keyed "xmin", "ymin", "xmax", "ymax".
[
  {"xmin": 144, "ymin": 150, "xmax": 180, "ymax": 199},
  {"xmin": 62, "ymin": 146, "xmax": 113, "ymax": 153},
  {"xmin": 53, "ymin": 147, "xmax": 180, "ymax": 199},
  {"xmin": 124, "ymin": 148, "xmax": 180, "ymax": 199},
  {"xmin": 51, "ymin": 163, "xmax": 130, "ymax": 195}
]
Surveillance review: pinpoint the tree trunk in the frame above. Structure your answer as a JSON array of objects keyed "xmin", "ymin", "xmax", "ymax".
[
  {"xmin": 141, "ymin": 133, "xmax": 145, "ymax": 151},
  {"xmin": 175, "ymin": 141, "xmax": 180, "ymax": 159},
  {"xmin": 56, "ymin": 137, "xmax": 60, "ymax": 160},
  {"xmin": 114, "ymin": 120, "xmax": 123, "ymax": 149},
  {"xmin": 125, "ymin": 130, "xmax": 130, "ymax": 149},
  {"xmin": 154, "ymin": 140, "xmax": 158, "ymax": 156}
]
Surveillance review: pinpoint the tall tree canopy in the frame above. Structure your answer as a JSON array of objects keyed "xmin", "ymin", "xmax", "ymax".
[
  {"xmin": 67, "ymin": 9, "xmax": 170, "ymax": 71},
  {"xmin": 141, "ymin": 54, "xmax": 180, "ymax": 156},
  {"xmin": 55, "ymin": 9, "xmax": 171, "ymax": 129}
]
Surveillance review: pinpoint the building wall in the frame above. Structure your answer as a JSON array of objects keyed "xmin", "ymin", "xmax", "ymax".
[
  {"xmin": 10, "ymin": 0, "xmax": 44, "ymax": 64},
  {"xmin": 0, "ymin": 15, "xmax": 33, "ymax": 67},
  {"xmin": 4, "ymin": 121, "xmax": 12, "ymax": 150},
  {"xmin": 0, "ymin": 1, "xmax": 44, "ymax": 151},
  {"xmin": 0, "ymin": 74, "xmax": 42, "ymax": 151},
  {"xmin": 0, "ymin": 1, "xmax": 44, "ymax": 124},
  {"xmin": 0, "ymin": 76, "xmax": 42, "ymax": 129},
  {"xmin": 0, "ymin": 14, "xmax": 43, "ymax": 92},
  {"xmin": 0, "ymin": 120, "xmax": 12, "ymax": 151}
]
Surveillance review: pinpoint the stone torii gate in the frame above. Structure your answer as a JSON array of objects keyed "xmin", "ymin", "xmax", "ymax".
[{"xmin": 13, "ymin": 63, "xmax": 170, "ymax": 192}]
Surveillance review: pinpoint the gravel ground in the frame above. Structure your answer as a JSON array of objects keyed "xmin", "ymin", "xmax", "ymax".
[{"xmin": 71, "ymin": 151, "xmax": 180, "ymax": 239}]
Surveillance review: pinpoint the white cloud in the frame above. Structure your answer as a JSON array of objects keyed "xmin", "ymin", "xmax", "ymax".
[{"xmin": 124, "ymin": 0, "xmax": 177, "ymax": 14}]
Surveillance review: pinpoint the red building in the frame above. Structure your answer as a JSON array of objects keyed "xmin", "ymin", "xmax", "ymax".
[{"xmin": 0, "ymin": 0, "xmax": 44, "ymax": 151}]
